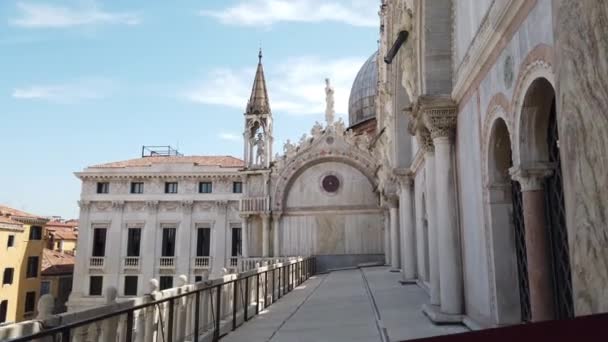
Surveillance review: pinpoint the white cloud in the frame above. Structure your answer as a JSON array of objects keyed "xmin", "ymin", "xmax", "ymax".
[
  {"xmin": 181, "ymin": 56, "xmax": 365, "ymax": 117},
  {"xmin": 218, "ymin": 132, "xmax": 242, "ymax": 142},
  {"xmin": 12, "ymin": 78, "xmax": 114, "ymax": 103},
  {"xmin": 10, "ymin": 1, "xmax": 140, "ymax": 28},
  {"xmin": 200, "ymin": 0, "xmax": 378, "ymax": 27}
]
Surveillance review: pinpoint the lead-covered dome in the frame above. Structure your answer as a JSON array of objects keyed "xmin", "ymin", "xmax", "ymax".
[{"xmin": 348, "ymin": 51, "xmax": 378, "ymax": 128}]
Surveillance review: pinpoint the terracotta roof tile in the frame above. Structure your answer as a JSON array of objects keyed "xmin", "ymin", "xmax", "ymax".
[
  {"xmin": 89, "ymin": 155, "xmax": 245, "ymax": 169},
  {"xmin": 41, "ymin": 249, "xmax": 75, "ymax": 276},
  {"xmin": 47, "ymin": 226, "xmax": 78, "ymax": 240},
  {"xmin": 0, "ymin": 205, "xmax": 46, "ymax": 222}
]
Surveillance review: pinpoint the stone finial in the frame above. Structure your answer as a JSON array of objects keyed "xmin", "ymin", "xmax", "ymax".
[
  {"xmin": 177, "ymin": 275, "xmax": 188, "ymax": 287},
  {"xmin": 325, "ymin": 78, "xmax": 335, "ymax": 125},
  {"xmin": 36, "ymin": 294, "xmax": 55, "ymax": 320},
  {"xmin": 105, "ymin": 286, "xmax": 117, "ymax": 304}
]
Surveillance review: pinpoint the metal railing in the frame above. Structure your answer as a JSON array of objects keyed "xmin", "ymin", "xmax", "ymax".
[{"xmin": 5, "ymin": 257, "xmax": 316, "ymax": 342}]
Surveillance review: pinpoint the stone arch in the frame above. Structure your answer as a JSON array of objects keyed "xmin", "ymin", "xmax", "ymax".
[
  {"xmin": 510, "ymin": 44, "xmax": 554, "ymax": 167},
  {"xmin": 483, "ymin": 114, "xmax": 522, "ymax": 325},
  {"xmin": 272, "ymin": 153, "xmax": 378, "ymax": 213}
]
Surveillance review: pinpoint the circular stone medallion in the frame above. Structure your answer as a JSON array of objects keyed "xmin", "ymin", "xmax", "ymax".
[{"xmin": 322, "ymin": 175, "xmax": 340, "ymax": 193}]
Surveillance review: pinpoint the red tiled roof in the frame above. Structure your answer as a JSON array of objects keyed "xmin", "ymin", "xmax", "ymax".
[
  {"xmin": 46, "ymin": 220, "xmax": 79, "ymax": 229},
  {"xmin": 41, "ymin": 249, "xmax": 75, "ymax": 276},
  {"xmin": 47, "ymin": 227, "xmax": 78, "ymax": 240},
  {"xmin": 0, "ymin": 205, "xmax": 47, "ymax": 227},
  {"xmin": 89, "ymin": 155, "xmax": 245, "ymax": 169}
]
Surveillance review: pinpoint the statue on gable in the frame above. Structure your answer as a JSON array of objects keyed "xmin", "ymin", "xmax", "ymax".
[
  {"xmin": 283, "ymin": 139, "xmax": 296, "ymax": 157},
  {"xmin": 334, "ymin": 117, "xmax": 345, "ymax": 133},
  {"xmin": 325, "ymin": 78, "xmax": 335, "ymax": 125},
  {"xmin": 311, "ymin": 121, "xmax": 323, "ymax": 138}
]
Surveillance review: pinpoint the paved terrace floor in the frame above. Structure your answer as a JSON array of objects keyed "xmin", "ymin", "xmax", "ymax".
[{"xmin": 221, "ymin": 266, "xmax": 468, "ymax": 342}]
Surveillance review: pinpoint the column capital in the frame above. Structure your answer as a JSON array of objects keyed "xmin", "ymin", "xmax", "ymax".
[
  {"xmin": 509, "ymin": 163, "xmax": 555, "ymax": 191},
  {"xmin": 181, "ymin": 200, "xmax": 193, "ymax": 213},
  {"xmin": 394, "ymin": 168, "xmax": 414, "ymax": 190},
  {"xmin": 145, "ymin": 200, "xmax": 159, "ymax": 212},
  {"xmin": 417, "ymin": 95, "xmax": 457, "ymax": 140},
  {"xmin": 215, "ymin": 200, "xmax": 229, "ymax": 210},
  {"xmin": 416, "ymin": 126, "xmax": 435, "ymax": 153},
  {"xmin": 239, "ymin": 213, "xmax": 250, "ymax": 219},
  {"xmin": 272, "ymin": 212, "xmax": 282, "ymax": 221},
  {"xmin": 112, "ymin": 200, "xmax": 125, "ymax": 211},
  {"xmin": 78, "ymin": 200, "xmax": 91, "ymax": 211},
  {"xmin": 260, "ymin": 212, "xmax": 271, "ymax": 219}
]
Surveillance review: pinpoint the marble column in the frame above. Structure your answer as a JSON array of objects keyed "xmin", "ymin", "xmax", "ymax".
[
  {"xmin": 383, "ymin": 209, "xmax": 391, "ymax": 265},
  {"xmin": 388, "ymin": 196, "xmax": 400, "ymax": 271},
  {"xmin": 553, "ymin": 0, "xmax": 608, "ymax": 315},
  {"xmin": 107, "ymin": 201, "xmax": 125, "ymax": 291},
  {"xmin": 396, "ymin": 170, "xmax": 416, "ymax": 282},
  {"xmin": 241, "ymin": 214, "xmax": 249, "ymax": 258},
  {"xmin": 511, "ymin": 167, "xmax": 555, "ymax": 321},
  {"xmin": 421, "ymin": 137, "xmax": 440, "ymax": 306},
  {"xmin": 424, "ymin": 105, "xmax": 464, "ymax": 316},
  {"xmin": 70, "ymin": 201, "xmax": 90, "ymax": 301},
  {"xmin": 272, "ymin": 213, "xmax": 281, "ymax": 257},
  {"xmin": 261, "ymin": 213, "xmax": 270, "ymax": 257}
]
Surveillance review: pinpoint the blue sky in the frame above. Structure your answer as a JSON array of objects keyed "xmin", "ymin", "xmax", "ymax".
[{"xmin": 0, "ymin": 0, "xmax": 379, "ymax": 218}]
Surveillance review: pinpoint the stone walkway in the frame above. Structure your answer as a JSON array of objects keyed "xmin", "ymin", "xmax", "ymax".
[{"xmin": 221, "ymin": 266, "xmax": 468, "ymax": 342}]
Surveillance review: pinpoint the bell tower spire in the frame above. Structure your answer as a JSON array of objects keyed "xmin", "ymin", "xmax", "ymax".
[{"xmin": 244, "ymin": 49, "xmax": 273, "ymax": 169}]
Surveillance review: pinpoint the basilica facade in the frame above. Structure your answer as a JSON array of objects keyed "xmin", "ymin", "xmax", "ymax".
[{"xmin": 68, "ymin": 0, "xmax": 608, "ymax": 331}]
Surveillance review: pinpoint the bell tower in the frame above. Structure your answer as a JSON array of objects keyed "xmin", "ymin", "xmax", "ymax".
[{"xmin": 244, "ymin": 49, "xmax": 273, "ymax": 169}]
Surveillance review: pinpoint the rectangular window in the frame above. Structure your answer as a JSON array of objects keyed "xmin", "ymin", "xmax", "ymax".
[
  {"xmin": 3, "ymin": 268, "xmax": 14, "ymax": 285},
  {"xmin": 199, "ymin": 182, "xmax": 212, "ymax": 193},
  {"xmin": 26, "ymin": 257, "xmax": 38, "ymax": 278},
  {"xmin": 161, "ymin": 228, "xmax": 176, "ymax": 257},
  {"xmin": 196, "ymin": 228, "xmax": 211, "ymax": 257},
  {"xmin": 231, "ymin": 227, "xmax": 242, "ymax": 257},
  {"xmin": 40, "ymin": 281, "xmax": 51, "ymax": 295},
  {"xmin": 165, "ymin": 182, "xmax": 178, "ymax": 194},
  {"xmin": 89, "ymin": 276, "xmax": 103, "ymax": 296},
  {"xmin": 0, "ymin": 300, "xmax": 7, "ymax": 323},
  {"xmin": 7, "ymin": 235, "xmax": 15, "ymax": 247},
  {"xmin": 195, "ymin": 276, "xmax": 203, "ymax": 283},
  {"xmin": 92, "ymin": 228, "xmax": 107, "ymax": 257},
  {"xmin": 29, "ymin": 226, "xmax": 42, "ymax": 240},
  {"xmin": 124, "ymin": 276, "xmax": 138, "ymax": 296},
  {"xmin": 24, "ymin": 292, "xmax": 36, "ymax": 313},
  {"xmin": 159, "ymin": 276, "xmax": 173, "ymax": 290},
  {"xmin": 126, "ymin": 228, "xmax": 141, "ymax": 257},
  {"xmin": 232, "ymin": 181, "xmax": 243, "ymax": 193},
  {"xmin": 97, "ymin": 182, "xmax": 109, "ymax": 194},
  {"xmin": 130, "ymin": 182, "xmax": 144, "ymax": 194}
]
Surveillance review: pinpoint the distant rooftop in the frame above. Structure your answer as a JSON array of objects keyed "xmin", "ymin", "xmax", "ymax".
[
  {"xmin": 88, "ymin": 155, "xmax": 245, "ymax": 169},
  {"xmin": 141, "ymin": 145, "xmax": 183, "ymax": 158}
]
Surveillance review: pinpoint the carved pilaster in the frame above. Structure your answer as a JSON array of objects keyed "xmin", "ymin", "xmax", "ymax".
[
  {"xmin": 78, "ymin": 200, "xmax": 91, "ymax": 212},
  {"xmin": 418, "ymin": 96, "xmax": 458, "ymax": 140}
]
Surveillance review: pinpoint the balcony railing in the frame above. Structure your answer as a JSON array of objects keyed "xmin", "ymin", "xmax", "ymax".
[
  {"xmin": 238, "ymin": 256, "xmax": 300, "ymax": 273},
  {"xmin": 239, "ymin": 196, "xmax": 269, "ymax": 213},
  {"xmin": 159, "ymin": 257, "xmax": 175, "ymax": 269},
  {"xmin": 124, "ymin": 257, "xmax": 139, "ymax": 269},
  {"xmin": 193, "ymin": 256, "xmax": 211, "ymax": 269},
  {"xmin": 89, "ymin": 257, "xmax": 104, "ymax": 268},
  {"xmin": 2, "ymin": 257, "xmax": 316, "ymax": 342},
  {"xmin": 229, "ymin": 257, "xmax": 240, "ymax": 268}
]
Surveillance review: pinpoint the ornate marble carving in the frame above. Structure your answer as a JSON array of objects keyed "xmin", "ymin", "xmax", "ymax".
[
  {"xmin": 145, "ymin": 200, "xmax": 159, "ymax": 212},
  {"xmin": 509, "ymin": 164, "xmax": 554, "ymax": 192},
  {"xmin": 128, "ymin": 202, "xmax": 146, "ymax": 212},
  {"xmin": 93, "ymin": 201, "xmax": 112, "ymax": 212}
]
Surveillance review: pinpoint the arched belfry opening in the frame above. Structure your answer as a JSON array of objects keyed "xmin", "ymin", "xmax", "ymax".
[{"xmin": 513, "ymin": 77, "xmax": 574, "ymax": 321}]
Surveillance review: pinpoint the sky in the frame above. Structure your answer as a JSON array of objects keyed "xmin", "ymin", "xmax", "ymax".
[{"xmin": 0, "ymin": 0, "xmax": 379, "ymax": 219}]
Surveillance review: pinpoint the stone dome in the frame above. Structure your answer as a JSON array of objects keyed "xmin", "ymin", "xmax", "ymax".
[{"xmin": 348, "ymin": 51, "xmax": 378, "ymax": 127}]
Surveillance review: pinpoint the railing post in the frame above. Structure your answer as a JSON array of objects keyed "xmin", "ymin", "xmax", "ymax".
[
  {"xmin": 194, "ymin": 291, "xmax": 200, "ymax": 342},
  {"xmin": 232, "ymin": 280, "xmax": 238, "ymax": 330},
  {"xmin": 167, "ymin": 298, "xmax": 174, "ymax": 342},
  {"xmin": 264, "ymin": 270, "xmax": 268, "ymax": 308},
  {"xmin": 272, "ymin": 268, "xmax": 276, "ymax": 304},
  {"xmin": 255, "ymin": 274, "xmax": 260, "ymax": 315},
  {"xmin": 278, "ymin": 265, "xmax": 282, "ymax": 299},
  {"xmin": 214, "ymin": 285, "xmax": 221, "ymax": 342},
  {"xmin": 125, "ymin": 311, "xmax": 134, "ymax": 342},
  {"xmin": 244, "ymin": 276, "xmax": 249, "ymax": 322}
]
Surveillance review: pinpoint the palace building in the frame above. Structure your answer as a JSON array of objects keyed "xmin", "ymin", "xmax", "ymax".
[{"xmin": 67, "ymin": 0, "xmax": 608, "ymax": 331}]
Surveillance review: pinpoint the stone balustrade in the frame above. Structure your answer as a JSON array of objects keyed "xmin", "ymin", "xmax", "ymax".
[
  {"xmin": 239, "ymin": 197, "xmax": 269, "ymax": 213},
  {"xmin": 0, "ymin": 257, "xmax": 315, "ymax": 342}
]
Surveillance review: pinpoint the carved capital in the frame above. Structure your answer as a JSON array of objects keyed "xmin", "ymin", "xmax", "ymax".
[
  {"xmin": 145, "ymin": 200, "xmax": 159, "ymax": 212},
  {"xmin": 215, "ymin": 200, "xmax": 229, "ymax": 210},
  {"xmin": 509, "ymin": 163, "xmax": 555, "ymax": 191},
  {"xmin": 112, "ymin": 201, "xmax": 125, "ymax": 211},
  {"xmin": 417, "ymin": 96, "xmax": 457, "ymax": 140},
  {"xmin": 394, "ymin": 168, "xmax": 414, "ymax": 190},
  {"xmin": 272, "ymin": 212, "xmax": 282, "ymax": 222},
  {"xmin": 78, "ymin": 200, "xmax": 91, "ymax": 212},
  {"xmin": 416, "ymin": 126, "xmax": 434, "ymax": 153},
  {"xmin": 181, "ymin": 200, "xmax": 194, "ymax": 213}
]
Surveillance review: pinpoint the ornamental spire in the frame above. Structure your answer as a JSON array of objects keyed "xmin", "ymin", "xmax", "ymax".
[{"xmin": 246, "ymin": 49, "xmax": 271, "ymax": 115}]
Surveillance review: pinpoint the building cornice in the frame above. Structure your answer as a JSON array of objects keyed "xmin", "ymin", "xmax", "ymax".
[
  {"xmin": 452, "ymin": 0, "xmax": 531, "ymax": 103},
  {"xmin": 75, "ymin": 172, "xmax": 243, "ymax": 180}
]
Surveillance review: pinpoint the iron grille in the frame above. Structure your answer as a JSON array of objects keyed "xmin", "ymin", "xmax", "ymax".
[
  {"xmin": 544, "ymin": 102, "xmax": 574, "ymax": 319},
  {"xmin": 511, "ymin": 180, "xmax": 531, "ymax": 322}
]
